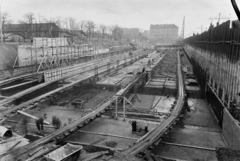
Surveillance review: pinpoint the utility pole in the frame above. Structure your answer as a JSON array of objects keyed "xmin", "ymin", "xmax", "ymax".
[
  {"xmin": 180, "ymin": 16, "xmax": 185, "ymax": 39},
  {"xmin": 209, "ymin": 16, "xmax": 229, "ymax": 25},
  {"xmin": 218, "ymin": 13, "xmax": 221, "ymax": 24}
]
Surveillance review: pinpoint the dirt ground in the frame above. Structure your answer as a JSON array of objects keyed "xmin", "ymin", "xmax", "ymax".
[
  {"xmin": 64, "ymin": 116, "xmax": 158, "ymax": 150},
  {"xmin": 4, "ymin": 86, "xmax": 115, "ymax": 135}
]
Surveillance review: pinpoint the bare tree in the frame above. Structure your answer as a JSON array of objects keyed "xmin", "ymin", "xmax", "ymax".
[
  {"xmin": 62, "ymin": 17, "xmax": 69, "ymax": 29},
  {"xmin": 78, "ymin": 20, "xmax": 86, "ymax": 32},
  {"xmin": 1, "ymin": 12, "xmax": 12, "ymax": 26},
  {"xmin": 22, "ymin": 12, "xmax": 35, "ymax": 24},
  {"xmin": 1, "ymin": 12, "xmax": 12, "ymax": 41},
  {"xmin": 86, "ymin": 20, "xmax": 95, "ymax": 43},
  {"xmin": 68, "ymin": 17, "xmax": 78, "ymax": 30},
  {"xmin": 99, "ymin": 24, "xmax": 107, "ymax": 41},
  {"xmin": 108, "ymin": 25, "xmax": 123, "ymax": 44},
  {"xmin": 19, "ymin": 12, "xmax": 35, "ymax": 40}
]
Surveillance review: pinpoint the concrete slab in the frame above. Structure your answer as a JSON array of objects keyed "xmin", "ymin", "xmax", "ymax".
[
  {"xmin": 153, "ymin": 96, "xmax": 175, "ymax": 113},
  {"xmin": 153, "ymin": 95, "xmax": 226, "ymax": 161},
  {"xmin": 78, "ymin": 117, "xmax": 157, "ymax": 138},
  {"xmin": 153, "ymin": 144, "xmax": 218, "ymax": 161},
  {"xmin": 5, "ymin": 87, "xmax": 115, "ymax": 135},
  {"xmin": 97, "ymin": 51, "xmax": 163, "ymax": 86},
  {"xmin": 184, "ymin": 99, "xmax": 219, "ymax": 128},
  {"xmin": 165, "ymin": 127, "xmax": 226, "ymax": 148},
  {"xmin": 133, "ymin": 94, "xmax": 155, "ymax": 109},
  {"xmin": 64, "ymin": 117, "xmax": 158, "ymax": 150}
]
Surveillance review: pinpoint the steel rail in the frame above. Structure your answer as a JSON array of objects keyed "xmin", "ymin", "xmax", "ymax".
[
  {"xmin": 0, "ymin": 50, "xmax": 143, "ymax": 107},
  {"xmin": 121, "ymin": 50, "xmax": 185, "ymax": 155},
  {"xmin": 0, "ymin": 52, "xmax": 130, "ymax": 106},
  {"xmin": 3, "ymin": 70, "xmax": 143, "ymax": 160},
  {"xmin": 0, "ymin": 51, "xmax": 147, "ymax": 124},
  {"xmin": 0, "ymin": 48, "xmax": 131, "ymax": 86}
]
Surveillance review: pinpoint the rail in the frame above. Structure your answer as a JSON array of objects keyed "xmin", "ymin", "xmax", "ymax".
[
  {"xmin": 121, "ymin": 50, "xmax": 185, "ymax": 155},
  {"xmin": 0, "ymin": 48, "xmax": 132, "ymax": 86},
  {"xmin": 1, "ymin": 70, "xmax": 144, "ymax": 159},
  {"xmin": 0, "ymin": 50, "xmax": 147, "ymax": 123},
  {"xmin": 0, "ymin": 50, "xmax": 145, "ymax": 106}
]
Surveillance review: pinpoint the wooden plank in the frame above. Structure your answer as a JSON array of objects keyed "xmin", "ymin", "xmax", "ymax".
[
  {"xmin": 82, "ymin": 151, "xmax": 109, "ymax": 161},
  {"xmin": 68, "ymin": 141, "xmax": 122, "ymax": 151},
  {"xmin": 77, "ymin": 130, "xmax": 138, "ymax": 140},
  {"xmin": 1, "ymin": 80, "xmax": 37, "ymax": 91},
  {"xmin": 161, "ymin": 141, "xmax": 216, "ymax": 151},
  {"xmin": 17, "ymin": 110, "xmax": 50, "ymax": 125}
]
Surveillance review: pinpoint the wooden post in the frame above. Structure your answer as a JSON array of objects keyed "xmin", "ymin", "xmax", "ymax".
[
  {"xmin": 123, "ymin": 96, "xmax": 126, "ymax": 121},
  {"xmin": 115, "ymin": 96, "xmax": 118, "ymax": 119}
]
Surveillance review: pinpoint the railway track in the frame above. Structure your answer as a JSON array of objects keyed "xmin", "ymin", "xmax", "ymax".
[
  {"xmin": 0, "ymin": 49, "xmax": 131, "ymax": 87},
  {"xmin": 1, "ymin": 68, "xmax": 144, "ymax": 160},
  {"xmin": 0, "ymin": 48, "xmax": 184, "ymax": 161},
  {"xmin": 120, "ymin": 50, "xmax": 185, "ymax": 156},
  {"xmin": 0, "ymin": 50, "xmax": 145, "ymax": 106},
  {"xmin": 0, "ymin": 49, "xmax": 134, "ymax": 102},
  {"xmin": 0, "ymin": 50, "xmax": 147, "ymax": 123}
]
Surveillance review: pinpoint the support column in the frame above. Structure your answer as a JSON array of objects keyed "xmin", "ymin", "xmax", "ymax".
[
  {"xmin": 115, "ymin": 96, "xmax": 118, "ymax": 120},
  {"xmin": 123, "ymin": 96, "xmax": 126, "ymax": 121},
  {"xmin": 94, "ymin": 66, "xmax": 98, "ymax": 82},
  {"xmin": 107, "ymin": 62, "xmax": 110, "ymax": 75}
]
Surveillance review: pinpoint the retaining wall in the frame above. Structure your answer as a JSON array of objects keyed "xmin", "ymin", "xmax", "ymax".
[{"xmin": 222, "ymin": 108, "xmax": 240, "ymax": 150}]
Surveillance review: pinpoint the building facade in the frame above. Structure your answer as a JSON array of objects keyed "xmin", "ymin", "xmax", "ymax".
[
  {"xmin": 150, "ymin": 24, "xmax": 178, "ymax": 41},
  {"xmin": 122, "ymin": 28, "xmax": 139, "ymax": 40}
]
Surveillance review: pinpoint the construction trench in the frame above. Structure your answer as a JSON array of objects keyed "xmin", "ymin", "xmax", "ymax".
[{"xmin": 0, "ymin": 46, "xmax": 231, "ymax": 161}]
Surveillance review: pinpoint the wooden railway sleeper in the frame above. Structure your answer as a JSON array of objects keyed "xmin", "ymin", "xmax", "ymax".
[
  {"xmin": 64, "ymin": 131, "xmax": 70, "ymax": 136},
  {"xmin": 153, "ymin": 138, "xmax": 162, "ymax": 147},
  {"xmin": 77, "ymin": 124, "xmax": 84, "ymax": 128},
  {"xmin": 70, "ymin": 127, "xmax": 78, "ymax": 133}
]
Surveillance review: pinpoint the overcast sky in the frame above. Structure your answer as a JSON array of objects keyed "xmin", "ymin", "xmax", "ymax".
[{"xmin": 0, "ymin": 0, "xmax": 239, "ymax": 38}]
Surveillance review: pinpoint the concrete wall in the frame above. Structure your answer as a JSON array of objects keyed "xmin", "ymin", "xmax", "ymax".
[
  {"xmin": 185, "ymin": 44, "xmax": 240, "ymax": 150},
  {"xmin": 0, "ymin": 66, "xmax": 37, "ymax": 80},
  {"xmin": 0, "ymin": 43, "xmax": 18, "ymax": 70},
  {"xmin": 222, "ymin": 108, "xmax": 240, "ymax": 150}
]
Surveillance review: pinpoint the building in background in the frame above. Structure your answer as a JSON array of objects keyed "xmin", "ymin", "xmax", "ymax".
[
  {"xmin": 143, "ymin": 30, "xmax": 150, "ymax": 39},
  {"xmin": 150, "ymin": 24, "xmax": 178, "ymax": 44},
  {"xmin": 122, "ymin": 28, "xmax": 139, "ymax": 41}
]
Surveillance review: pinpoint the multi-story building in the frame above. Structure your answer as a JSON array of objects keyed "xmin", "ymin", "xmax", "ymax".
[
  {"xmin": 150, "ymin": 24, "xmax": 178, "ymax": 42},
  {"xmin": 122, "ymin": 28, "xmax": 139, "ymax": 40},
  {"xmin": 143, "ymin": 30, "xmax": 150, "ymax": 38}
]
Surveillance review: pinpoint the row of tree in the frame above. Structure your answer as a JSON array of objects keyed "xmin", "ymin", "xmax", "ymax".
[{"xmin": 1, "ymin": 11, "xmax": 143, "ymax": 44}]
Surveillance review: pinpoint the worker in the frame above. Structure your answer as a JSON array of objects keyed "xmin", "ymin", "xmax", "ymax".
[
  {"xmin": 179, "ymin": 98, "xmax": 190, "ymax": 128},
  {"xmin": 36, "ymin": 117, "xmax": 44, "ymax": 131},
  {"xmin": 142, "ymin": 67, "xmax": 145, "ymax": 73},
  {"xmin": 144, "ymin": 123, "xmax": 149, "ymax": 134}
]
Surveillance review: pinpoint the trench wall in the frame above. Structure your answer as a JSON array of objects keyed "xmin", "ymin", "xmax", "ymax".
[{"xmin": 184, "ymin": 45, "xmax": 240, "ymax": 150}]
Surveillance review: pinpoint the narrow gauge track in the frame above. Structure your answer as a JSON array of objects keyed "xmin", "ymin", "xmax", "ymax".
[
  {"xmin": 0, "ymin": 58, "xmax": 106, "ymax": 97},
  {"xmin": 0, "ymin": 49, "xmax": 133, "ymax": 102},
  {"xmin": 0, "ymin": 49, "xmax": 131, "ymax": 86},
  {"xmin": 121, "ymin": 50, "xmax": 185, "ymax": 156},
  {"xmin": 0, "ymin": 48, "xmax": 183, "ymax": 161},
  {"xmin": 1, "ymin": 69, "xmax": 144, "ymax": 160},
  {"xmin": 0, "ymin": 50, "xmax": 147, "ymax": 123},
  {"xmin": 0, "ymin": 50, "xmax": 144, "ymax": 107}
]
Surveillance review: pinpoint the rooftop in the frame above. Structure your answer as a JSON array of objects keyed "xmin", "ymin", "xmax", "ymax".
[{"xmin": 150, "ymin": 24, "xmax": 178, "ymax": 29}]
